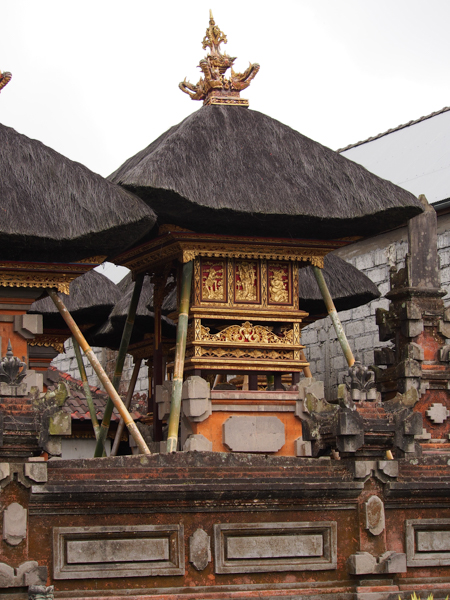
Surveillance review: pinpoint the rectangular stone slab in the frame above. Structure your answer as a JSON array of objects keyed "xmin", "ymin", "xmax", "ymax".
[
  {"xmin": 417, "ymin": 531, "xmax": 450, "ymax": 552},
  {"xmin": 227, "ymin": 534, "xmax": 323, "ymax": 559},
  {"xmin": 67, "ymin": 538, "xmax": 169, "ymax": 564}
]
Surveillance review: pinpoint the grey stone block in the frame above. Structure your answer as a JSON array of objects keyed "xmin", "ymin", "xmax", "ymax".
[
  {"xmin": 295, "ymin": 437, "xmax": 312, "ymax": 457},
  {"xmin": 0, "ymin": 462, "xmax": 10, "ymax": 481},
  {"xmin": 0, "ymin": 562, "xmax": 15, "ymax": 586},
  {"xmin": 347, "ymin": 551, "xmax": 377, "ymax": 574},
  {"xmin": 189, "ymin": 529, "xmax": 211, "ymax": 571},
  {"xmin": 378, "ymin": 551, "xmax": 407, "ymax": 574},
  {"xmin": 24, "ymin": 462, "xmax": 48, "ymax": 483},
  {"xmin": 14, "ymin": 313, "xmax": 43, "ymax": 338},
  {"xmin": 183, "ymin": 434, "xmax": 213, "ymax": 452},
  {"xmin": 3, "ymin": 502, "xmax": 27, "ymax": 546},
  {"xmin": 223, "ymin": 416, "xmax": 285, "ymax": 453},
  {"xmin": 182, "ymin": 397, "xmax": 212, "ymax": 422},
  {"xmin": 182, "ymin": 376, "xmax": 210, "ymax": 400},
  {"xmin": 155, "ymin": 381, "xmax": 172, "ymax": 421}
]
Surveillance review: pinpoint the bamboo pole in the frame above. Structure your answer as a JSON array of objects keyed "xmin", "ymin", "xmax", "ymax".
[
  {"xmin": 166, "ymin": 261, "xmax": 193, "ymax": 453},
  {"xmin": 312, "ymin": 266, "xmax": 355, "ymax": 367},
  {"xmin": 94, "ymin": 274, "xmax": 144, "ymax": 457},
  {"xmin": 110, "ymin": 358, "xmax": 142, "ymax": 457},
  {"xmin": 46, "ymin": 287, "xmax": 151, "ymax": 456},
  {"xmin": 72, "ymin": 336, "xmax": 101, "ymax": 442}
]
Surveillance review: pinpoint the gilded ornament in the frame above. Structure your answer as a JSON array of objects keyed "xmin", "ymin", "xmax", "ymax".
[
  {"xmin": 235, "ymin": 261, "xmax": 257, "ymax": 301},
  {"xmin": 202, "ymin": 261, "xmax": 225, "ymax": 301},
  {"xmin": 0, "ymin": 69, "xmax": 12, "ymax": 93},
  {"xmin": 269, "ymin": 268, "xmax": 289, "ymax": 303},
  {"xmin": 198, "ymin": 321, "xmax": 295, "ymax": 346},
  {"xmin": 179, "ymin": 11, "xmax": 259, "ymax": 107}
]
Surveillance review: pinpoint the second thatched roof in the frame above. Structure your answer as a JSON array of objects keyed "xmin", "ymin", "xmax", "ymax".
[
  {"xmin": 0, "ymin": 123, "xmax": 157, "ymax": 262},
  {"xmin": 110, "ymin": 106, "xmax": 423, "ymax": 240}
]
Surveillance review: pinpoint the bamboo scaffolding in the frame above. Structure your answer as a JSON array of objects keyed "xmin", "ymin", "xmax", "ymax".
[
  {"xmin": 94, "ymin": 274, "xmax": 144, "ymax": 457},
  {"xmin": 46, "ymin": 287, "xmax": 151, "ymax": 456},
  {"xmin": 72, "ymin": 336, "xmax": 101, "ymax": 442},
  {"xmin": 312, "ymin": 266, "xmax": 355, "ymax": 367},
  {"xmin": 110, "ymin": 358, "xmax": 142, "ymax": 457},
  {"xmin": 166, "ymin": 261, "xmax": 193, "ymax": 453}
]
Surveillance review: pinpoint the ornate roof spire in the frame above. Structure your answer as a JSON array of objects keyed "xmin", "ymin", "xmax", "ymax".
[
  {"xmin": 0, "ymin": 69, "xmax": 12, "ymax": 93},
  {"xmin": 179, "ymin": 11, "xmax": 259, "ymax": 107}
]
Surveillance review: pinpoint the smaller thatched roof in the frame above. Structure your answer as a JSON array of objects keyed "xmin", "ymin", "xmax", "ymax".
[
  {"xmin": 0, "ymin": 123, "xmax": 157, "ymax": 262},
  {"xmin": 299, "ymin": 253, "xmax": 380, "ymax": 318},
  {"xmin": 29, "ymin": 270, "xmax": 122, "ymax": 330},
  {"xmin": 110, "ymin": 106, "xmax": 423, "ymax": 240},
  {"xmin": 87, "ymin": 275, "xmax": 176, "ymax": 350}
]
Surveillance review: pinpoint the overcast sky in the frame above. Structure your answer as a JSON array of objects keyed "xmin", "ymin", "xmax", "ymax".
[
  {"xmin": 2, "ymin": 0, "xmax": 450, "ymax": 178},
  {"xmin": 2, "ymin": 1, "xmax": 450, "ymax": 282}
]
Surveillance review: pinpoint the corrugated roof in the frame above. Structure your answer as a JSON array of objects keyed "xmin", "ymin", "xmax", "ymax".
[{"xmin": 339, "ymin": 107, "xmax": 450, "ymax": 205}]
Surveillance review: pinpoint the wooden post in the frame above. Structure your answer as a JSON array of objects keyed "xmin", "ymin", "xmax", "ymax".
[
  {"xmin": 152, "ymin": 271, "xmax": 169, "ymax": 443},
  {"xmin": 72, "ymin": 336, "xmax": 101, "ymax": 443},
  {"xmin": 46, "ymin": 288, "xmax": 151, "ymax": 456},
  {"xmin": 94, "ymin": 274, "xmax": 144, "ymax": 457},
  {"xmin": 110, "ymin": 358, "xmax": 142, "ymax": 457},
  {"xmin": 166, "ymin": 261, "xmax": 193, "ymax": 453},
  {"xmin": 312, "ymin": 266, "xmax": 355, "ymax": 367}
]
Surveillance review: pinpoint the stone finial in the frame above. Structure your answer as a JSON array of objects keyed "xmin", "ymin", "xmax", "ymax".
[
  {"xmin": 0, "ymin": 340, "xmax": 27, "ymax": 385},
  {"xmin": 345, "ymin": 361, "xmax": 376, "ymax": 401}
]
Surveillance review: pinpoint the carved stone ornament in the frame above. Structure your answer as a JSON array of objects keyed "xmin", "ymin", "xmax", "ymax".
[
  {"xmin": 426, "ymin": 402, "xmax": 450, "ymax": 424},
  {"xmin": 0, "ymin": 340, "xmax": 27, "ymax": 385},
  {"xmin": 179, "ymin": 11, "xmax": 260, "ymax": 106},
  {"xmin": 345, "ymin": 361, "xmax": 377, "ymax": 401},
  {"xmin": 0, "ymin": 69, "xmax": 12, "ymax": 92},
  {"xmin": 28, "ymin": 586, "xmax": 54, "ymax": 600},
  {"xmin": 189, "ymin": 528, "xmax": 211, "ymax": 571}
]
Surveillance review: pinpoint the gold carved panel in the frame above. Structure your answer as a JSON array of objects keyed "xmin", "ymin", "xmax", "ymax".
[
  {"xmin": 234, "ymin": 261, "xmax": 260, "ymax": 304},
  {"xmin": 267, "ymin": 261, "xmax": 292, "ymax": 306},
  {"xmin": 200, "ymin": 259, "xmax": 227, "ymax": 303}
]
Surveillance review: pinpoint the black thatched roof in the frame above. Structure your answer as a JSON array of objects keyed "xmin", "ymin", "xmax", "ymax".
[
  {"xmin": 0, "ymin": 123, "xmax": 157, "ymax": 262},
  {"xmin": 29, "ymin": 269, "xmax": 122, "ymax": 329},
  {"xmin": 299, "ymin": 253, "xmax": 380, "ymax": 317},
  {"xmin": 109, "ymin": 106, "xmax": 423, "ymax": 239},
  {"xmin": 87, "ymin": 274, "xmax": 176, "ymax": 350}
]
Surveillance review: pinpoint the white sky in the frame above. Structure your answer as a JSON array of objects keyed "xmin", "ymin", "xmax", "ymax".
[{"xmin": 2, "ymin": 1, "xmax": 450, "ymax": 283}]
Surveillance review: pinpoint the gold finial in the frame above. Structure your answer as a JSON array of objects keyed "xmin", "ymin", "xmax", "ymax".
[
  {"xmin": 0, "ymin": 70, "xmax": 12, "ymax": 93},
  {"xmin": 179, "ymin": 12, "xmax": 259, "ymax": 107}
]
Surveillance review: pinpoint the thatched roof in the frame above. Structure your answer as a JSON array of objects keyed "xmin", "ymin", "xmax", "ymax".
[
  {"xmin": 110, "ymin": 106, "xmax": 423, "ymax": 239},
  {"xmin": 0, "ymin": 123, "xmax": 157, "ymax": 262},
  {"xmin": 29, "ymin": 269, "xmax": 122, "ymax": 329},
  {"xmin": 299, "ymin": 253, "xmax": 380, "ymax": 317},
  {"xmin": 87, "ymin": 274, "xmax": 176, "ymax": 350}
]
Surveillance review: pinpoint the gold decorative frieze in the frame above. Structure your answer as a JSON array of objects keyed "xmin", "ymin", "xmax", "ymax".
[
  {"xmin": 113, "ymin": 231, "xmax": 344, "ymax": 274},
  {"xmin": 0, "ymin": 259, "xmax": 103, "ymax": 295},
  {"xmin": 29, "ymin": 335, "xmax": 67, "ymax": 354},
  {"xmin": 187, "ymin": 346, "xmax": 295, "ymax": 361},
  {"xmin": 196, "ymin": 321, "xmax": 296, "ymax": 347}
]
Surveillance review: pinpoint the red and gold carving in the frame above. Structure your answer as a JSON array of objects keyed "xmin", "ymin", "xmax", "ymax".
[
  {"xmin": 201, "ymin": 260, "xmax": 226, "ymax": 302},
  {"xmin": 235, "ymin": 261, "xmax": 259, "ymax": 303},
  {"xmin": 268, "ymin": 262, "xmax": 291, "ymax": 305}
]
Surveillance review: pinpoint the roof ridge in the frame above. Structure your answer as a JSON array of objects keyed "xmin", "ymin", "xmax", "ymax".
[{"xmin": 337, "ymin": 105, "xmax": 450, "ymax": 153}]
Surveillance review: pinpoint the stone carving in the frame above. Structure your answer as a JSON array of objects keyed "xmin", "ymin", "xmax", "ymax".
[
  {"xmin": 3, "ymin": 502, "xmax": 27, "ymax": 545},
  {"xmin": 347, "ymin": 551, "xmax": 406, "ymax": 574},
  {"xmin": 28, "ymin": 586, "xmax": 54, "ymax": 600},
  {"xmin": 365, "ymin": 495, "xmax": 385, "ymax": 536},
  {"xmin": 0, "ymin": 340, "xmax": 27, "ymax": 385},
  {"xmin": 189, "ymin": 529, "xmax": 211, "ymax": 571},
  {"xmin": 345, "ymin": 361, "xmax": 377, "ymax": 401},
  {"xmin": 183, "ymin": 434, "xmax": 213, "ymax": 452},
  {"xmin": 426, "ymin": 402, "xmax": 450, "ymax": 424},
  {"xmin": 0, "ymin": 561, "xmax": 47, "ymax": 588}
]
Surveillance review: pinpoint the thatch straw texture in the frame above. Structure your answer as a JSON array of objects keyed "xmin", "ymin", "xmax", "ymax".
[
  {"xmin": 299, "ymin": 253, "xmax": 380, "ymax": 317},
  {"xmin": 110, "ymin": 106, "xmax": 423, "ymax": 239},
  {"xmin": 29, "ymin": 269, "xmax": 122, "ymax": 329},
  {"xmin": 0, "ymin": 123, "xmax": 157, "ymax": 262},
  {"xmin": 87, "ymin": 275, "xmax": 176, "ymax": 350}
]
